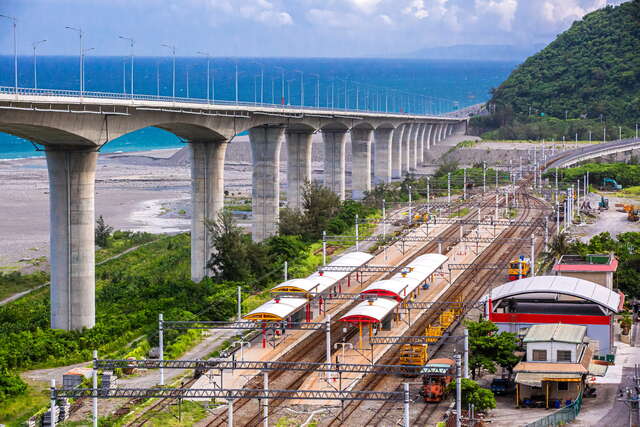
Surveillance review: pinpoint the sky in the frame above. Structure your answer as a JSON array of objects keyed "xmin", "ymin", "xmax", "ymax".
[{"xmin": 0, "ymin": 0, "xmax": 627, "ymax": 58}]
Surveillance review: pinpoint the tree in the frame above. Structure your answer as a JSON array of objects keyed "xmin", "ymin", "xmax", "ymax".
[
  {"xmin": 542, "ymin": 232, "xmax": 572, "ymax": 266},
  {"xmin": 95, "ymin": 215, "xmax": 113, "ymax": 248},
  {"xmin": 446, "ymin": 378, "xmax": 496, "ymax": 412},
  {"xmin": 279, "ymin": 181, "xmax": 341, "ymax": 241},
  {"xmin": 206, "ymin": 211, "xmax": 269, "ymax": 286},
  {"xmin": 466, "ymin": 320, "xmax": 519, "ymax": 379}
]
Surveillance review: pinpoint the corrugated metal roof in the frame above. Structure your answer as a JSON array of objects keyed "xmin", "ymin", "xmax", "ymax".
[
  {"xmin": 339, "ymin": 298, "xmax": 398, "ymax": 323},
  {"xmin": 523, "ymin": 323, "xmax": 586, "ymax": 344},
  {"xmin": 515, "ymin": 372, "xmax": 582, "ymax": 387},
  {"xmin": 485, "ymin": 275, "xmax": 622, "ymax": 312},
  {"xmin": 513, "ymin": 362, "xmax": 588, "ymax": 374}
]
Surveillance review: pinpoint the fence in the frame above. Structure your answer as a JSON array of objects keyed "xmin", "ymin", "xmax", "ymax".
[{"xmin": 525, "ymin": 392, "xmax": 583, "ymax": 427}]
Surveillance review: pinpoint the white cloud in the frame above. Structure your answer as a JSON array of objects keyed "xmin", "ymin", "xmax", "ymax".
[
  {"xmin": 306, "ymin": 8, "xmax": 359, "ymax": 28},
  {"xmin": 379, "ymin": 13, "xmax": 394, "ymax": 25},
  {"xmin": 202, "ymin": 0, "xmax": 293, "ymax": 25},
  {"xmin": 475, "ymin": 0, "xmax": 517, "ymax": 31},
  {"xmin": 349, "ymin": 0, "xmax": 382, "ymax": 14},
  {"xmin": 403, "ymin": 0, "xmax": 429, "ymax": 19}
]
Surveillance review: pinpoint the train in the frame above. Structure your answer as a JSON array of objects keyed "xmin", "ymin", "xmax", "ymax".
[
  {"xmin": 420, "ymin": 358, "xmax": 455, "ymax": 402},
  {"xmin": 508, "ymin": 256, "xmax": 531, "ymax": 281}
]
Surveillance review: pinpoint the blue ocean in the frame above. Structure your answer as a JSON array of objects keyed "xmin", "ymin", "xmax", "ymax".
[{"xmin": 0, "ymin": 56, "xmax": 516, "ymax": 159}]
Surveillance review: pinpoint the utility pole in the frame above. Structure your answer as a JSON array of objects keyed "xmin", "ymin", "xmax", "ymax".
[
  {"xmin": 408, "ymin": 185, "xmax": 413, "ymax": 224},
  {"xmin": 92, "ymin": 350, "xmax": 98, "ymax": 427},
  {"xmin": 463, "ymin": 168, "xmax": 467, "ymax": 200},
  {"xmin": 159, "ymin": 313, "xmax": 164, "ymax": 385},
  {"xmin": 426, "ymin": 177, "xmax": 431, "ymax": 215},
  {"xmin": 463, "ymin": 329, "xmax": 469, "ymax": 379},
  {"xmin": 237, "ymin": 286, "xmax": 242, "ymax": 320},
  {"xmin": 455, "ymin": 354, "xmax": 462, "ymax": 427},
  {"xmin": 483, "ymin": 162, "xmax": 486, "ymax": 194},
  {"xmin": 447, "ymin": 173, "xmax": 451, "ymax": 204}
]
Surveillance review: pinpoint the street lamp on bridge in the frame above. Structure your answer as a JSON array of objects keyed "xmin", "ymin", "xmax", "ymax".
[
  {"xmin": 160, "ymin": 43, "xmax": 176, "ymax": 100},
  {"xmin": 0, "ymin": 14, "xmax": 18, "ymax": 94},
  {"xmin": 65, "ymin": 26, "xmax": 84, "ymax": 95},
  {"xmin": 118, "ymin": 35, "xmax": 135, "ymax": 99},
  {"xmin": 32, "ymin": 39, "xmax": 47, "ymax": 90},
  {"xmin": 196, "ymin": 51, "xmax": 211, "ymax": 104}
]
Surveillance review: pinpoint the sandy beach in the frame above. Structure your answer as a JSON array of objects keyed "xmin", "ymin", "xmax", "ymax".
[{"xmin": 0, "ymin": 134, "xmax": 335, "ymax": 269}]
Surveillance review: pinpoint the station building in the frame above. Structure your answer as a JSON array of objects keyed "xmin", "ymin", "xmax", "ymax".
[
  {"xmin": 485, "ymin": 276, "xmax": 623, "ymax": 355},
  {"xmin": 552, "ymin": 254, "xmax": 618, "ymax": 290}
]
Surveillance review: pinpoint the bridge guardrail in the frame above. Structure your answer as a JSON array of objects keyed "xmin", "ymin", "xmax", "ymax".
[{"xmin": 0, "ymin": 86, "xmax": 458, "ymax": 119}]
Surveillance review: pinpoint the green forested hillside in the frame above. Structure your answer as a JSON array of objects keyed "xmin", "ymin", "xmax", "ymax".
[{"xmin": 486, "ymin": 0, "xmax": 640, "ymax": 128}]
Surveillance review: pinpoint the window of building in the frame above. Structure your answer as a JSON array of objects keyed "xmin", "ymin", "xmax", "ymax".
[
  {"xmin": 558, "ymin": 382, "xmax": 569, "ymax": 391},
  {"xmin": 557, "ymin": 350, "xmax": 572, "ymax": 362},
  {"xmin": 532, "ymin": 349, "xmax": 547, "ymax": 361}
]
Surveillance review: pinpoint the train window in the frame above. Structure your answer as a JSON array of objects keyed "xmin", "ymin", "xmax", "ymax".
[{"xmin": 532, "ymin": 349, "xmax": 547, "ymax": 361}]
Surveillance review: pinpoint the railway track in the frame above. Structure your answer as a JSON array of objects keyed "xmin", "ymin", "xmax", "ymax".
[
  {"xmin": 122, "ymin": 377, "xmax": 199, "ymax": 427},
  {"xmin": 326, "ymin": 186, "xmax": 550, "ymax": 426},
  {"xmin": 202, "ymin": 193, "xmax": 502, "ymax": 427}
]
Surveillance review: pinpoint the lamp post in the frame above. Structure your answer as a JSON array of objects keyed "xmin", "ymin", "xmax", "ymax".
[
  {"xmin": 0, "ymin": 14, "xmax": 18, "ymax": 94},
  {"xmin": 160, "ymin": 43, "xmax": 176, "ymax": 100},
  {"xmin": 309, "ymin": 73, "xmax": 320, "ymax": 108},
  {"xmin": 274, "ymin": 66, "xmax": 285, "ymax": 105},
  {"xmin": 294, "ymin": 70, "xmax": 304, "ymax": 107},
  {"xmin": 81, "ymin": 47, "xmax": 94, "ymax": 93},
  {"xmin": 119, "ymin": 35, "xmax": 134, "ymax": 99},
  {"xmin": 65, "ymin": 26, "xmax": 84, "ymax": 95},
  {"xmin": 196, "ymin": 51, "xmax": 210, "ymax": 104},
  {"xmin": 32, "ymin": 39, "xmax": 46, "ymax": 89}
]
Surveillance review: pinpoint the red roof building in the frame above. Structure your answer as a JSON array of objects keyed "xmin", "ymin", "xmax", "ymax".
[{"xmin": 552, "ymin": 254, "xmax": 618, "ymax": 290}]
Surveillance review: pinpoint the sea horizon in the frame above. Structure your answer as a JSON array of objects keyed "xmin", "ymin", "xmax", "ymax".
[{"xmin": 0, "ymin": 56, "xmax": 515, "ymax": 159}]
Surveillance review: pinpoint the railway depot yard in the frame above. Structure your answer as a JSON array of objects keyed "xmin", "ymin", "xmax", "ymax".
[{"xmin": 4, "ymin": 143, "xmax": 640, "ymax": 427}]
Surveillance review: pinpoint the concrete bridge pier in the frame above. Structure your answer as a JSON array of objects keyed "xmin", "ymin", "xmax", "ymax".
[
  {"xmin": 323, "ymin": 129, "xmax": 348, "ymax": 200},
  {"xmin": 250, "ymin": 125, "xmax": 285, "ymax": 242},
  {"xmin": 423, "ymin": 124, "xmax": 433, "ymax": 156},
  {"xmin": 46, "ymin": 147, "xmax": 97, "ymax": 330},
  {"xmin": 373, "ymin": 127, "xmax": 394, "ymax": 185},
  {"xmin": 286, "ymin": 130, "xmax": 313, "ymax": 210},
  {"xmin": 401, "ymin": 123, "xmax": 412, "ymax": 175},
  {"xmin": 409, "ymin": 124, "xmax": 420, "ymax": 171},
  {"xmin": 438, "ymin": 124, "xmax": 445, "ymax": 143},
  {"xmin": 190, "ymin": 141, "xmax": 227, "ymax": 282},
  {"xmin": 431, "ymin": 124, "xmax": 440, "ymax": 146},
  {"xmin": 417, "ymin": 124, "xmax": 426, "ymax": 165},
  {"xmin": 391, "ymin": 125, "xmax": 405, "ymax": 179},
  {"xmin": 351, "ymin": 127, "xmax": 373, "ymax": 200}
]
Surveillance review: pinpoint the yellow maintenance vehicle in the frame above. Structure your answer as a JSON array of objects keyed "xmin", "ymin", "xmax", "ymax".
[{"xmin": 508, "ymin": 256, "xmax": 531, "ymax": 281}]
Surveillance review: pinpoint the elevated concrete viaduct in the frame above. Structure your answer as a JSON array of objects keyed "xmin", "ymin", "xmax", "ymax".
[{"xmin": 0, "ymin": 88, "xmax": 466, "ymax": 330}]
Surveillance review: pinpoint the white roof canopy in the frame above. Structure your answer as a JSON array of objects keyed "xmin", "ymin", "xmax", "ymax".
[
  {"xmin": 272, "ymin": 251, "xmax": 373, "ymax": 294},
  {"xmin": 486, "ymin": 276, "xmax": 622, "ymax": 313},
  {"xmin": 340, "ymin": 298, "xmax": 399, "ymax": 323},
  {"xmin": 361, "ymin": 253, "xmax": 447, "ymax": 300},
  {"xmin": 244, "ymin": 297, "xmax": 308, "ymax": 321}
]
